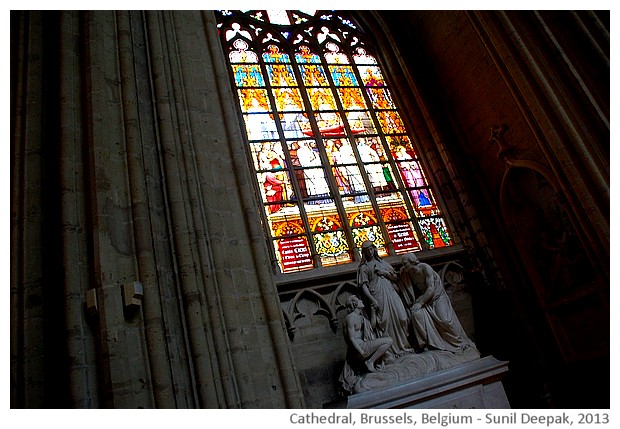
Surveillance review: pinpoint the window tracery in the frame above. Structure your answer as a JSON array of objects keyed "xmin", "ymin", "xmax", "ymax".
[{"xmin": 216, "ymin": 10, "xmax": 454, "ymax": 273}]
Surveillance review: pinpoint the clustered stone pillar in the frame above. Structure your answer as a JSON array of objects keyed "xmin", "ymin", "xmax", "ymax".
[{"xmin": 11, "ymin": 10, "xmax": 304, "ymax": 409}]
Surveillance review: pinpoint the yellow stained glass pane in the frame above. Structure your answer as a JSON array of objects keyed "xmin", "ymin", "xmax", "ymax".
[
  {"xmin": 386, "ymin": 136, "xmax": 416, "ymax": 159},
  {"xmin": 351, "ymin": 225, "xmax": 387, "ymax": 256},
  {"xmin": 231, "ymin": 64, "xmax": 265, "ymax": 87},
  {"xmin": 307, "ymin": 88, "xmax": 337, "ymax": 110},
  {"xmin": 272, "ymin": 88, "xmax": 304, "ymax": 111},
  {"xmin": 336, "ymin": 88, "xmax": 368, "ymax": 110},
  {"xmin": 266, "ymin": 64, "xmax": 298, "ymax": 86},
  {"xmin": 377, "ymin": 110, "xmax": 406, "ymax": 134},
  {"xmin": 298, "ymin": 64, "xmax": 329, "ymax": 86},
  {"xmin": 238, "ymin": 89, "xmax": 271, "ymax": 112}
]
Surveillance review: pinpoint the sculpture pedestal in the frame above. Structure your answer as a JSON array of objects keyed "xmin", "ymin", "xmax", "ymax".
[{"xmin": 331, "ymin": 355, "xmax": 510, "ymax": 409}]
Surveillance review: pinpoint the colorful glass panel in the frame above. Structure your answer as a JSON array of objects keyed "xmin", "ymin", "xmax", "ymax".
[
  {"xmin": 307, "ymin": 88, "xmax": 338, "ymax": 110},
  {"xmin": 262, "ymin": 44, "xmax": 291, "ymax": 63},
  {"xmin": 324, "ymin": 42, "xmax": 349, "ymax": 64},
  {"xmin": 272, "ymin": 88, "xmax": 304, "ymax": 111},
  {"xmin": 243, "ymin": 113, "xmax": 279, "ymax": 140},
  {"xmin": 298, "ymin": 64, "xmax": 330, "ymax": 86},
  {"xmin": 418, "ymin": 217, "xmax": 452, "ymax": 249},
  {"xmin": 351, "ymin": 226, "xmax": 387, "ymax": 256},
  {"xmin": 347, "ymin": 112, "xmax": 376, "ymax": 134},
  {"xmin": 336, "ymin": 88, "xmax": 368, "ymax": 110},
  {"xmin": 232, "ymin": 64, "xmax": 265, "ymax": 87},
  {"xmin": 217, "ymin": 10, "xmax": 455, "ymax": 273},
  {"xmin": 229, "ymin": 39, "xmax": 258, "ymax": 62},
  {"xmin": 237, "ymin": 89, "xmax": 271, "ymax": 112},
  {"xmin": 328, "ymin": 65, "xmax": 359, "ymax": 86},
  {"xmin": 357, "ymin": 65, "xmax": 385, "ymax": 86},
  {"xmin": 366, "ymin": 87, "xmax": 395, "ymax": 109},
  {"xmin": 295, "ymin": 45, "xmax": 322, "ymax": 63},
  {"xmin": 266, "ymin": 64, "xmax": 298, "ymax": 86},
  {"xmin": 312, "ymin": 111, "xmax": 344, "ymax": 137},
  {"xmin": 275, "ymin": 236, "xmax": 314, "ymax": 272},
  {"xmin": 313, "ymin": 230, "xmax": 351, "ymax": 265},
  {"xmin": 352, "ymin": 47, "xmax": 377, "ymax": 65},
  {"xmin": 376, "ymin": 110, "xmax": 406, "ymax": 134}
]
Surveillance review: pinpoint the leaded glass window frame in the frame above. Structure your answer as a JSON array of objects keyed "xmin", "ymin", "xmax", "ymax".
[{"xmin": 216, "ymin": 10, "xmax": 456, "ymax": 275}]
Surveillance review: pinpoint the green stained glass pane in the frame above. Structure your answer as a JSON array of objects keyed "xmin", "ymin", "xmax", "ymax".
[
  {"xmin": 298, "ymin": 64, "xmax": 329, "ymax": 86},
  {"xmin": 418, "ymin": 217, "xmax": 452, "ymax": 249},
  {"xmin": 328, "ymin": 65, "xmax": 358, "ymax": 86},
  {"xmin": 266, "ymin": 64, "xmax": 298, "ymax": 86},
  {"xmin": 357, "ymin": 65, "xmax": 385, "ymax": 86},
  {"xmin": 366, "ymin": 87, "xmax": 395, "ymax": 109},
  {"xmin": 336, "ymin": 88, "xmax": 368, "ymax": 110},
  {"xmin": 364, "ymin": 162, "xmax": 396, "ymax": 190},
  {"xmin": 232, "ymin": 64, "xmax": 265, "ymax": 87},
  {"xmin": 377, "ymin": 110, "xmax": 406, "ymax": 134},
  {"xmin": 237, "ymin": 89, "xmax": 271, "ymax": 112}
]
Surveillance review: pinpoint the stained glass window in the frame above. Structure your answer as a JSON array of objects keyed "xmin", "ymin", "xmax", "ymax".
[{"xmin": 216, "ymin": 10, "xmax": 454, "ymax": 273}]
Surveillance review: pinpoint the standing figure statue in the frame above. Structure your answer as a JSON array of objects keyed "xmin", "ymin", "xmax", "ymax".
[
  {"xmin": 399, "ymin": 253, "xmax": 477, "ymax": 354},
  {"xmin": 357, "ymin": 241, "xmax": 413, "ymax": 356}
]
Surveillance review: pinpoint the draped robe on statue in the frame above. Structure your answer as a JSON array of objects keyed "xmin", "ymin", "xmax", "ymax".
[{"xmin": 357, "ymin": 258, "xmax": 412, "ymax": 356}]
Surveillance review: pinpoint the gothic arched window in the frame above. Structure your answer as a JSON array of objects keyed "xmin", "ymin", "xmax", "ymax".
[{"xmin": 216, "ymin": 10, "xmax": 454, "ymax": 273}]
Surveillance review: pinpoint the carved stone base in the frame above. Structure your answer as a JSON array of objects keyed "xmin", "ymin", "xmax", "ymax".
[{"xmin": 328, "ymin": 355, "xmax": 510, "ymax": 409}]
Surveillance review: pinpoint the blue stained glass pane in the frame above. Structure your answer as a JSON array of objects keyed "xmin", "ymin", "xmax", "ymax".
[
  {"xmin": 232, "ymin": 64, "xmax": 265, "ymax": 87},
  {"xmin": 329, "ymin": 66, "xmax": 359, "ymax": 86},
  {"xmin": 266, "ymin": 64, "xmax": 298, "ymax": 86}
]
